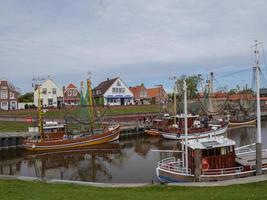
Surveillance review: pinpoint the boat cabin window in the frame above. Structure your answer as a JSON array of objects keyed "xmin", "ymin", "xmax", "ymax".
[{"xmin": 202, "ymin": 146, "xmax": 234, "ymax": 157}]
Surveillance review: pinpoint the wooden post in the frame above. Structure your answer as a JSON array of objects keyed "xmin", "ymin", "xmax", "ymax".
[{"xmin": 194, "ymin": 149, "xmax": 202, "ymax": 182}]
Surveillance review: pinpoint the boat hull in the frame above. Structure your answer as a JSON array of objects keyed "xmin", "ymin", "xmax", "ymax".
[
  {"xmin": 22, "ymin": 125, "xmax": 120, "ymax": 151},
  {"xmin": 157, "ymin": 167, "xmax": 266, "ymax": 182},
  {"xmin": 156, "ymin": 167, "xmax": 195, "ymax": 182},
  {"xmin": 229, "ymin": 119, "xmax": 256, "ymax": 128},
  {"xmin": 161, "ymin": 125, "xmax": 228, "ymax": 140},
  {"xmin": 145, "ymin": 129, "xmax": 161, "ymax": 137}
]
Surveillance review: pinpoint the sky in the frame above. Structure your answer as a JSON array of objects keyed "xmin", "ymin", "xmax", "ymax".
[{"xmin": 0, "ymin": 0, "xmax": 267, "ymax": 93}]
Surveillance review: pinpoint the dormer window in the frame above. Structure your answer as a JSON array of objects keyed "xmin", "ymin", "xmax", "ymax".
[
  {"xmin": 117, "ymin": 81, "xmax": 121, "ymax": 86},
  {"xmin": 52, "ymin": 88, "xmax": 57, "ymax": 95},
  {"xmin": 42, "ymin": 88, "xmax": 47, "ymax": 94}
]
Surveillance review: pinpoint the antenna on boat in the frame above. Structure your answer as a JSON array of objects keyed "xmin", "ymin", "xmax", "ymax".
[
  {"xmin": 183, "ymin": 79, "xmax": 189, "ymax": 173},
  {"xmin": 32, "ymin": 77, "xmax": 45, "ymax": 140},
  {"xmin": 87, "ymin": 71, "xmax": 94, "ymax": 134},
  {"xmin": 252, "ymin": 40, "xmax": 263, "ymax": 175},
  {"xmin": 169, "ymin": 76, "xmax": 177, "ymax": 124}
]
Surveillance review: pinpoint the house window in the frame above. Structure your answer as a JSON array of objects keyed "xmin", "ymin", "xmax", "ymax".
[
  {"xmin": 112, "ymin": 88, "xmax": 116, "ymax": 93},
  {"xmin": 1, "ymin": 90, "xmax": 7, "ymax": 99},
  {"xmin": 73, "ymin": 90, "xmax": 77, "ymax": 96},
  {"xmin": 68, "ymin": 90, "xmax": 72, "ymax": 96},
  {"xmin": 48, "ymin": 98, "xmax": 53, "ymax": 106},
  {"xmin": 117, "ymin": 81, "xmax": 121, "ymax": 86},
  {"xmin": 96, "ymin": 90, "xmax": 101, "ymax": 95},
  {"xmin": 10, "ymin": 92, "xmax": 15, "ymax": 99},
  {"xmin": 1, "ymin": 101, "xmax": 8, "ymax": 108},
  {"xmin": 42, "ymin": 88, "xmax": 47, "ymax": 94},
  {"xmin": 52, "ymin": 88, "xmax": 57, "ymax": 95}
]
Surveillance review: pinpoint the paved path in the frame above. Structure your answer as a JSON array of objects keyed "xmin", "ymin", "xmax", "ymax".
[
  {"xmin": 1, "ymin": 174, "xmax": 267, "ymax": 187},
  {"xmin": 169, "ymin": 174, "xmax": 267, "ymax": 187}
]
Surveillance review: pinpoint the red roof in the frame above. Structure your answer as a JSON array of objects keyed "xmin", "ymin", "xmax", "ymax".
[
  {"xmin": 147, "ymin": 87, "xmax": 167, "ymax": 98},
  {"xmin": 66, "ymin": 83, "xmax": 77, "ymax": 89},
  {"xmin": 129, "ymin": 85, "xmax": 146, "ymax": 97}
]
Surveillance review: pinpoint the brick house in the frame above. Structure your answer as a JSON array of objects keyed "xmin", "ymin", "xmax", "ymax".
[
  {"xmin": 63, "ymin": 83, "xmax": 80, "ymax": 105},
  {"xmin": 147, "ymin": 85, "xmax": 168, "ymax": 104},
  {"xmin": 129, "ymin": 84, "xmax": 150, "ymax": 105},
  {"xmin": 0, "ymin": 79, "xmax": 20, "ymax": 110}
]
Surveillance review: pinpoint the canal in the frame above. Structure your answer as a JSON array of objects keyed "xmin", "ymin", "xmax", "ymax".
[{"xmin": 0, "ymin": 121, "xmax": 267, "ymax": 183}]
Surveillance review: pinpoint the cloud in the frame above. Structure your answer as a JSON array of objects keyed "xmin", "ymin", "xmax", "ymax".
[{"xmin": 0, "ymin": 0, "xmax": 266, "ymax": 92}]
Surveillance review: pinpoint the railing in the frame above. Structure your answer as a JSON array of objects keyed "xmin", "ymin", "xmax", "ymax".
[
  {"xmin": 202, "ymin": 166, "xmax": 244, "ymax": 175},
  {"xmin": 157, "ymin": 157, "xmax": 191, "ymax": 175},
  {"xmin": 235, "ymin": 143, "xmax": 256, "ymax": 155}
]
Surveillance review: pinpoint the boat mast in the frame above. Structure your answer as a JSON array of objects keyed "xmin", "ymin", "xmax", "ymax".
[
  {"xmin": 169, "ymin": 76, "xmax": 177, "ymax": 124},
  {"xmin": 37, "ymin": 85, "xmax": 44, "ymax": 140},
  {"xmin": 183, "ymin": 79, "xmax": 188, "ymax": 172},
  {"xmin": 87, "ymin": 72, "xmax": 94, "ymax": 133},
  {"xmin": 253, "ymin": 40, "xmax": 262, "ymax": 175}
]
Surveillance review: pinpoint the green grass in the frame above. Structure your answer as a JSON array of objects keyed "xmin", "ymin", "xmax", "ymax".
[
  {"xmin": 0, "ymin": 121, "xmax": 28, "ymax": 132},
  {"xmin": 0, "ymin": 179, "xmax": 267, "ymax": 200},
  {"xmin": 0, "ymin": 104, "xmax": 170, "ymax": 119}
]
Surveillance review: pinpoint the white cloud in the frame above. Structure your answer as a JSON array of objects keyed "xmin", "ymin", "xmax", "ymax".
[{"xmin": 0, "ymin": 0, "xmax": 266, "ymax": 92}]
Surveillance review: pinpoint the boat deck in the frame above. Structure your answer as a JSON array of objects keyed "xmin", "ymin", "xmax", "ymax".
[{"xmin": 236, "ymin": 150, "xmax": 267, "ymax": 167}]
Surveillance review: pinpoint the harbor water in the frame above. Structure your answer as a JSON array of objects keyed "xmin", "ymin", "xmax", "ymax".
[{"xmin": 0, "ymin": 121, "xmax": 267, "ymax": 183}]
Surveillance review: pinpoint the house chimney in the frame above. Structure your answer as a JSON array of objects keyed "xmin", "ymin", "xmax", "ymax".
[
  {"xmin": 63, "ymin": 85, "xmax": 65, "ymax": 92},
  {"xmin": 107, "ymin": 78, "xmax": 109, "ymax": 81}
]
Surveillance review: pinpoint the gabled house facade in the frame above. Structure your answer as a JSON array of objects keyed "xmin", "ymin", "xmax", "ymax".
[
  {"xmin": 63, "ymin": 83, "xmax": 80, "ymax": 106},
  {"xmin": 93, "ymin": 77, "xmax": 134, "ymax": 106},
  {"xmin": 147, "ymin": 85, "xmax": 168, "ymax": 104},
  {"xmin": 129, "ymin": 84, "xmax": 150, "ymax": 105},
  {"xmin": 34, "ymin": 77, "xmax": 63, "ymax": 108},
  {"xmin": 0, "ymin": 79, "xmax": 20, "ymax": 110}
]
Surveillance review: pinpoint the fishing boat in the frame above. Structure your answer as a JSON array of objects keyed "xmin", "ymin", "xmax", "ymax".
[
  {"xmin": 156, "ymin": 136, "xmax": 267, "ymax": 182},
  {"xmin": 160, "ymin": 122, "xmax": 228, "ymax": 140},
  {"xmin": 229, "ymin": 118, "xmax": 256, "ymax": 128},
  {"xmin": 23, "ymin": 76, "xmax": 120, "ymax": 151},
  {"xmin": 160, "ymin": 113, "xmax": 228, "ymax": 140},
  {"xmin": 145, "ymin": 114, "xmax": 172, "ymax": 137},
  {"xmin": 156, "ymin": 41, "xmax": 266, "ymax": 182}
]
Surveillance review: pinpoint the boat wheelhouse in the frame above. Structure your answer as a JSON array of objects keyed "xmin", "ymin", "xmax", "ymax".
[{"xmin": 156, "ymin": 136, "xmax": 266, "ymax": 182}]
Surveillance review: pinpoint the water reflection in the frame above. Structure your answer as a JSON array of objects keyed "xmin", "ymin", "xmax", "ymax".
[{"xmin": 0, "ymin": 121, "xmax": 267, "ymax": 183}]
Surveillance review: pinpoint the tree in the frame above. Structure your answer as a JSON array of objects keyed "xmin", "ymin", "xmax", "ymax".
[
  {"xmin": 18, "ymin": 92, "xmax": 34, "ymax": 103},
  {"xmin": 175, "ymin": 74, "xmax": 202, "ymax": 99}
]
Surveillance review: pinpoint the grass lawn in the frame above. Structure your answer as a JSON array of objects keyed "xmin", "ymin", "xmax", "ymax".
[
  {"xmin": 0, "ymin": 179, "xmax": 267, "ymax": 200},
  {"xmin": 0, "ymin": 121, "xmax": 28, "ymax": 132},
  {"xmin": 0, "ymin": 104, "xmax": 171, "ymax": 119}
]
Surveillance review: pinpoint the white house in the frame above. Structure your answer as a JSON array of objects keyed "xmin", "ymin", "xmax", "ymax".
[
  {"xmin": 34, "ymin": 78, "xmax": 63, "ymax": 108},
  {"xmin": 93, "ymin": 77, "xmax": 134, "ymax": 106}
]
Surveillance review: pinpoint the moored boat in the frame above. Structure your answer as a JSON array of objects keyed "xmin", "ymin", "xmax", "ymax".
[
  {"xmin": 156, "ymin": 136, "xmax": 267, "ymax": 182},
  {"xmin": 22, "ymin": 76, "xmax": 120, "ymax": 151},
  {"xmin": 229, "ymin": 118, "xmax": 256, "ymax": 128},
  {"xmin": 23, "ymin": 124, "xmax": 120, "ymax": 151},
  {"xmin": 161, "ymin": 123, "xmax": 228, "ymax": 140}
]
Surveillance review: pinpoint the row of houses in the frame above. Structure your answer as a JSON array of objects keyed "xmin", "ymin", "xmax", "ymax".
[
  {"xmin": 0, "ymin": 79, "xmax": 20, "ymax": 110},
  {"xmin": 0, "ymin": 76, "xmax": 168, "ymax": 110},
  {"xmin": 31, "ymin": 77, "xmax": 168, "ymax": 108}
]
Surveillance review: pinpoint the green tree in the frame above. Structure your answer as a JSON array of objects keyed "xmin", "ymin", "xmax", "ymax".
[
  {"xmin": 175, "ymin": 74, "xmax": 202, "ymax": 99},
  {"xmin": 18, "ymin": 92, "xmax": 34, "ymax": 103}
]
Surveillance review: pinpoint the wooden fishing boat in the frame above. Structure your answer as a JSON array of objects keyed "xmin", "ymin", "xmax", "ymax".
[
  {"xmin": 157, "ymin": 42, "xmax": 266, "ymax": 182},
  {"xmin": 156, "ymin": 137, "xmax": 267, "ymax": 182},
  {"xmin": 145, "ymin": 129, "xmax": 161, "ymax": 137},
  {"xmin": 161, "ymin": 123, "xmax": 228, "ymax": 140},
  {"xmin": 23, "ymin": 76, "xmax": 120, "ymax": 151},
  {"xmin": 23, "ymin": 125, "xmax": 120, "ymax": 151},
  {"xmin": 229, "ymin": 118, "xmax": 256, "ymax": 128}
]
